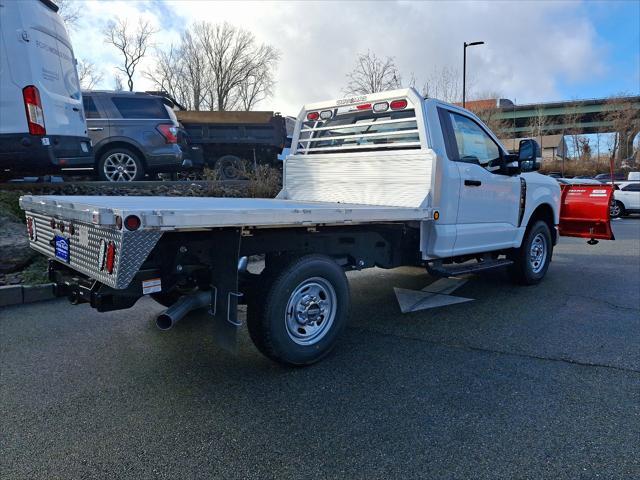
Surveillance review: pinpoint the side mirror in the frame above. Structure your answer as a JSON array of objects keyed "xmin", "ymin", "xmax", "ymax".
[
  {"xmin": 501, "ymin": 154, "xmax": 521, "ymax": 175},
  {"xmin": 519, "ymin": 139, "xmax": 542, "ymax": 172}
]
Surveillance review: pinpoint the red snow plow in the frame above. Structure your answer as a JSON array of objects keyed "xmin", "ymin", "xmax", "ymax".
[{"xmin": 559, "ymin": 184, "xmax": 615, "ymax": 244}]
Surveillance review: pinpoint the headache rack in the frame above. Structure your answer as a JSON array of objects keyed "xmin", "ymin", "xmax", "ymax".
[{"xmin": 293, "ymin": 90, "xmax": 424, "ymax": 155}]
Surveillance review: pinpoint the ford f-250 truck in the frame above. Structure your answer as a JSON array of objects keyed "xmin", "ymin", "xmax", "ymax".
[{"xmin": 19, "ymin": 88, "xmax": 614, "ymax": 366}]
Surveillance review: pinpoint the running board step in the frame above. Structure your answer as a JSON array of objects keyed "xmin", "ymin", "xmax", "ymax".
[{"xmin": 428, "ymin": 259, "xmax": 514, "ymax": 277}]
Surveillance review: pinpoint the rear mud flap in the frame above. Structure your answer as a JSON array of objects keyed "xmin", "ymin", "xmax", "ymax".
[
  {"xmin": 559, "ymin": 184, "xmax": 615, "ymax": 242},
  {"xmin": 210, "ymin": 229, "xmax": 243, "ymax": 354}
]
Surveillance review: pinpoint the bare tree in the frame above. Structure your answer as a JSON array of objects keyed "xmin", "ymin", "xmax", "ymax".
[
  {"xmin": 604, "ymin": 95, "xmax": 640, "ymax": 164},
  {"xmin": 55, "ymin": 0, "xmax": 81, "ymax": 30},
  {"xmin": 344, "ymin": 51, "xmax": 401, "ymax": 95},
  {"xmin": 237, "ymin": 67, "xmax": 276, "ymax": 111},
  {"xmin": 146, "ymin": 21, "xmax": 279, "ymax": 111},
  {"xmin": 181, "ymin": 27, "xmax": 210, "ymax": 110},
  {"xmin": 198, "ymin": 23, "xmax": 279, "ymax": 111},
  {"xmin": 77, "ymin": 59, "xmax": 103, "ymax": 90},
  {"xmin": 145, "ymin": 45, "xmax": 190, "ymax": 107},
  {"xmin": 418, "ymin": 66, "xmax": 463, "ymax": 103},
  {"xmin": 577, "ymin": 136, "xmax": 592, "ymax": 162},
  {"xmin": 113, "ymin": 74, "xmax": 124, "ymax": 92},
  {"xmin": 564, "ymin": 102, "xmax": 584, "ymax": 161},
  {"xmin": 475, "ymin": 104, "xmax": 512, "ymax": 140},
  {"xmin": 103, "ymin": 17, "xmax": 157, "ymax": 91},
  {"xmin": 527, "ymin": 107, "xmax": 549, "ymax": 139}
]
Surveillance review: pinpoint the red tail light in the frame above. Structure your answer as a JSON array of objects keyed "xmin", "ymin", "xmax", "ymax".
[
  {"xmin": 105, "ymin": 241, "xmax": 116, "ymax": 274},
  {"xmin": 26, "ymin": 217, "xmax": 35, "ymax": 240},
  {"xmin": 124, "ymin": 215, "xmax": 141, "ymax": 231},
  {"xmin": 356, "ymin": 103, "xmax": 372, "ymax": 111},
  {"xmin": 22, "ymin": 86, "xmax": 46, "ymax": 135},
  {"xmin": 390, "ymin": 99, "xmax": 408, "ymax": 110},
  {"xmin": 306, "ymin": 112, "xmax": 319, "ymax": 121},
  {"xmin": 156, "ymin": 124, "xmax": 178, "ymax": 144}
]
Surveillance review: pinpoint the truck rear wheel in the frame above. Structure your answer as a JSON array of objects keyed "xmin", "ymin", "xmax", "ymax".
[
  {"xmin": 246, "ymin": 254, "xmax": 350, "ymax": 366},
  {"xmin": 508, "ymin": 220, "xmax": 553, "ymax": 285}
]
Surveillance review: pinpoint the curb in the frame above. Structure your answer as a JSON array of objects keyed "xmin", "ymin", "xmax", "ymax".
[{"xmin": 0, "ymin": 283, "xmax": 55, "ymax": 307}]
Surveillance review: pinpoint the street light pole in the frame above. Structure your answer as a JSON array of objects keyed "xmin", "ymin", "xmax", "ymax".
[{"xmin": 463, "ymin": 41, "xmax": 484, "ymax": 108}]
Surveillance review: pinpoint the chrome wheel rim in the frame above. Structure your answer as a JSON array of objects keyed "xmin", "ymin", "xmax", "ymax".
[
  {"xmin": 285, "ymin": 277, "xmax": 337, "ymax": 346},
  {"xmin": 610, "ymin": 202, "xmax": 620, "ymax": 217},
  {"xmin": 529, "ymin": 232, "xmax": 547, "ymax": 274},
  {"xmin": 104, "ymin": 153, "xmax": 137, "ymax": 182}
]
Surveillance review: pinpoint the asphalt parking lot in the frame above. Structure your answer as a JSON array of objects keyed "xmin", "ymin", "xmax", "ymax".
[{"xmin": 1, "ymin": 219, "xmax": 639, "ymax": 480}]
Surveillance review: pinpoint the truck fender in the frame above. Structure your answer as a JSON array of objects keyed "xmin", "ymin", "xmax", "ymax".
[{"xmin": 514, "ymin": 183, "xmax": 560, "ymax": 247}]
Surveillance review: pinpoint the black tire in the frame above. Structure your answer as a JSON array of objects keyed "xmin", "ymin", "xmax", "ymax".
[
  {"xmin": 508, "ymin": 220, "xmax": 553, "ymax": 285},
  {"xmin": 215, "ymin": 155, "xmax": 244, "ymax": 180},
  {"xmin": 610, "ymin": 200, "xmax": 625, "ymax": 219},
  {"xmin": 246, "ymin": 254, "xmax": 350, "ymax": 366},
  {"xmin": 98, "ymin": 147, "xmax": 145, "ymax": 182}
]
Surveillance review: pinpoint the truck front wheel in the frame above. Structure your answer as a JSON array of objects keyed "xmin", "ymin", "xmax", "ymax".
[
  {"xmin": 247, "ymin": 255, "xmax": 350, "ymax": 366},
  {"xmin": 508, "ymin": 220, "xmax": 553, "ymax": 285}
]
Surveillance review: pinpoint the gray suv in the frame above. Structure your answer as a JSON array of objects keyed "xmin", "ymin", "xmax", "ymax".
[{"xmin": 82, "ymin": 91, "xmax": 191, "ymax": 181}]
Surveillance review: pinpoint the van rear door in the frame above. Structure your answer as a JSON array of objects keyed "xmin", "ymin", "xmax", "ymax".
[{"xmin": 23, "ymin": 0, "xmax": 86, "ymax": 137}]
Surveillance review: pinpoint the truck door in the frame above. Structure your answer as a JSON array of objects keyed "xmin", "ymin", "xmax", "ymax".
[{"xmin": 442, "ymin": 110, "xmax": 521, "ymax": 255}]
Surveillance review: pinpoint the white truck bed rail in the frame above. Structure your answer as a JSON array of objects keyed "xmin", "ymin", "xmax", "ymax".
[{"xmin": 20, "ymin": 196, "xmax": 432, "ymax": 230}]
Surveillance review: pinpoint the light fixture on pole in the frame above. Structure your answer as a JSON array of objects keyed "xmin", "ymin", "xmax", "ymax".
[{"xmin": 463, "ymin": 41, "xmax": 484, "ymax": 108}]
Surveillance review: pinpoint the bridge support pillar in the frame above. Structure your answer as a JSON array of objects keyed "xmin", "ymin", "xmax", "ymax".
[{"xmin": 618, "ymin": 129, "xmax": 639, "ymax": 164}]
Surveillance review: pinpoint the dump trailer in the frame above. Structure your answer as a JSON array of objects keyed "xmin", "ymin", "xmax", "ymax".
[
  {"xmin": 20, "ymin": 88, "xmax": 614, "ymax": 366},
  {"xmin": 175, "ymin": 110, "xmax": 287, "ymax": 179}
]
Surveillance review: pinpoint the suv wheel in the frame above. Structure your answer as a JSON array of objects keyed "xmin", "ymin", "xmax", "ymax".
[
  {"xmin": 98, "ymin": 148, "xmax": 145, "ymax": 182},
  {"xmin": 610, "ymin": 200, "xmax": 625, "ymax": 218}
]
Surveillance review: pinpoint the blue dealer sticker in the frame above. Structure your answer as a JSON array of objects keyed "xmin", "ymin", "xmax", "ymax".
[{"xmin": 54, "ymin": 235, "xmax": 70, "ymax": 263}]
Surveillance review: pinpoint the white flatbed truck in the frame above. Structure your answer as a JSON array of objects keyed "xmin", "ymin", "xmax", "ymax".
[{"xmin": 20, "ymin": 89, "xmax": 614, "ymax": 365}]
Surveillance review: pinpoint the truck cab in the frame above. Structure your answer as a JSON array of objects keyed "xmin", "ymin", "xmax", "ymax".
[{"xmin": 284, "ymin": 89, "xmax": 560, "ymax": 262}]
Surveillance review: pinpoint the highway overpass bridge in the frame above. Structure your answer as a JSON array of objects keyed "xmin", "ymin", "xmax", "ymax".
[{"xmin": 465, "ymin": 96, "xmax": 640, "ymax": 159}]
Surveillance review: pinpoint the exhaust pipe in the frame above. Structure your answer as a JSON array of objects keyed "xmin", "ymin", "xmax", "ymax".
[{"xmin": 156, "ymin": 291, "xmax": 211, "ymax": 331}]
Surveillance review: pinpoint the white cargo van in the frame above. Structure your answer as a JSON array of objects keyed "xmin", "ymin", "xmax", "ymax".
[{"xmin": 0, "ymin": 0, "xmax": 92, "ymax": 178}]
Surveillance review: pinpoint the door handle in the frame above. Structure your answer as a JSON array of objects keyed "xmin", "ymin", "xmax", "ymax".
[
  {"xmin": 88, "ymin": 127, "xmax": 104, "ymax": 131},
  {"xmin": 464, "ymin": 179, "xmax": 482, "ymax": 187}
]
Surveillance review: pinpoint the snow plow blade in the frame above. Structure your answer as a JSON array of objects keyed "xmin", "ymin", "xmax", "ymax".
[{"xmin": 558, "ymin": 184, "xmax": 614, "ymax": 242}]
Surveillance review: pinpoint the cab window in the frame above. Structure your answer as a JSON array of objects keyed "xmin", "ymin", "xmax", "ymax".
[{"xmin": 448, "ymin": 112, "xmax": 501, "ymax": 169}]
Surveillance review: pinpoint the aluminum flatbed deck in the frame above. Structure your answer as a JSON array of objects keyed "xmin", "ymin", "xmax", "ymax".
[{"xmin": 19, "ymin": 196, "xmax": 432, "ymax": 230}]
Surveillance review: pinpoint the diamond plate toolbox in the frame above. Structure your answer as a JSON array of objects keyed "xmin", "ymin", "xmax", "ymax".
[{"xmin": 26, "ymin": 211, "xmax": 162, "ymax": 289}]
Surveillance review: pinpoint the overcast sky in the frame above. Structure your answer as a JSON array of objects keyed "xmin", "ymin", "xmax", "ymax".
[{"xmin": 68, "ymin": 0, "xmax": 640, "ymax": 115}]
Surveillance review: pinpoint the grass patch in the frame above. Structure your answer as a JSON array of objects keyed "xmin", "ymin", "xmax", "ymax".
[
  {"xmin": 0, "ymin": 191, "xmax": 23, "ymax": 222},
  {"xmin": 20, "ymin": 256, "xmax": 49, "ymax": 285},
  {"xmin": 245, "ymin": 165, "xmax": 282, "ymax": 198}
]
